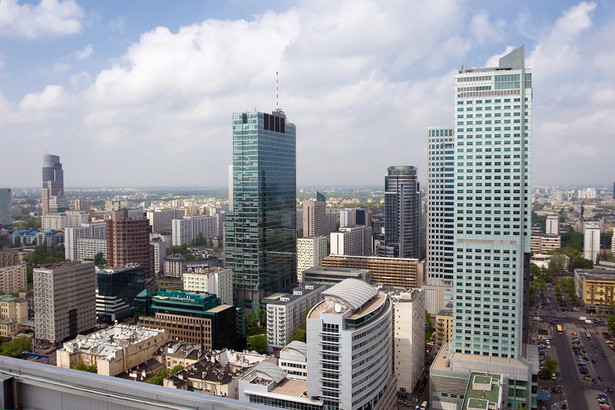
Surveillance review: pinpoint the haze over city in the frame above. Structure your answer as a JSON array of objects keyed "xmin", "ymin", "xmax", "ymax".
[{"xmin": 1, "ymin": 0, "xmax": 614, "ymax": 188}]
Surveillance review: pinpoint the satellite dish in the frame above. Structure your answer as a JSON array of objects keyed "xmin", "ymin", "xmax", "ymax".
[{"xmin": 334, "ymin": 303, "xmax": 341, "ymax": 313}]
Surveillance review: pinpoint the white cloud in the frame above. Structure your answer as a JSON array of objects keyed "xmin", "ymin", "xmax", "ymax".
[
  {"xmin": 470, "ymin": 10, "xmax": 506, "ymax": 45},
  {"xmin": 19, "ymin": 85, "xmax": 68, "ymax": 112},
  {"xmin": 0, "ymin": 0, "xmax": 84, "ymax": 39},
  {"xmin": 75, "ymin": 44, "xmax": 93, "ymax": 60}
]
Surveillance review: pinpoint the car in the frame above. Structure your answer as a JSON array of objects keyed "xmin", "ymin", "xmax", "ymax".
[
  {"xmin": 599, "ymin": 376, "xmax": 605, "ymax": 381},
  {"xmin": 609, "ymin": 387, "xmax": 614, "ymax": 393},
  {"xmin": 598, "ymin": 393, "xmax": 607, "ymax": 399},
  {"xmin": 607, "ymin": 340, "xmax": 614, "ymax": 344},
  {"xmin": 604, "ymin": 353, "xmax": 608, "ymax": 358},
  {"xmin": 593, "ymin": 359, "xmax": 597, "ymax": 363}
]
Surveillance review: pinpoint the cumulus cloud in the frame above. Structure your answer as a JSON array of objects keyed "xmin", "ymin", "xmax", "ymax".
[
  {"xmin": 75, "ymin": 44, "xmax": 93, "ymax": 60},
  {"xmin": 0, "ymin": 0, "xmax": 84, "ymax": 38},
  {"xmin": 19, "ymin": 85, "xmax": 68, "ymax": 112},
  {"xmin": 470, "ymin": 10, "xmax": 506, "ymax": 44}
]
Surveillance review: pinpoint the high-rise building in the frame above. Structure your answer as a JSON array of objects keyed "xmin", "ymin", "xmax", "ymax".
[
  {"xmin": 584, "ymin": 223, "xmax": 600, "ymax": 263},
  {"xmin": 34, "ymin": 261, "xmax": 97, "ymax": 344},
  {"xmin": 41, "ymin": 154, "xmax": 68, "ymax": 214},
  {"xmin": 306, "ymin": 279, "xmax": 395, "ymax": 409},
  {"xmin": 430, "ymin": 46, "xmax": 536, "ymax": 410},
  {"xmin": 183, "ymin": 267, "xmax": 233, "ymax": 305},
  {"xmin": 546, "ymin": 214, "xmax": 559, "ymax": 235},
  {"xmin": 297, "ymin": 235, "xmax": 328, "ymax": 283},
  {"xmin": 106, "ymin": 209, "xmax": 154, "ymax": 288},
  {"xmin": 330, "ymin": 225, "xmax": 372, "ymax": 256},
  {"xmin": 0, "ymin": 188, "xmax": 11, "ymax": 227},
  {"xmin": 302, "ymin": 192, "xmax": 327, "ymax": 237},
  {"xmin": 427, "ymin": 127, "xmax": 455, "ymax": 286},
  {"xmin": 96, "ymin": 265, "xmax": 145, "ymax": 323},
  {"xmin": 225, "ymin": 110, "xmax": 296, "ymax": 314},
  {"xmin": 146, "ymin": 209, "xmax": 185, "ymax": 234},
  {"xmin": 376, "ymin": 166, "xmax": 420, "ymax": 259}
]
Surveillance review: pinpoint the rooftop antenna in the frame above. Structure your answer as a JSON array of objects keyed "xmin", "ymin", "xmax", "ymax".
[{"xmin": 275, "ymin": 71, "xmax": 279, "ymax": 112}]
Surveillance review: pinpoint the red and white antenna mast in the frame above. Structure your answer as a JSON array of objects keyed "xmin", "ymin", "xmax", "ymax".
[{"xmin": 275, "ymin": 71, "xmax": 279, "ymax": 112}]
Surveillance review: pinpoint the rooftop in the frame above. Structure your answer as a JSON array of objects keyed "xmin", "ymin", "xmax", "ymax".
[
  {"xmin": 576, "ymin": 269, "xmax": 615, "ymax": 281},
  {"xmin": 322, "ymin": 278, "xmax": 377, "ymax": 310}
]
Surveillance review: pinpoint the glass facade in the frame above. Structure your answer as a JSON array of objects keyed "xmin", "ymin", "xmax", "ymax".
[
  {"xmin": 226, "ymin": 111, "xmax": 297, "ymax": 314},
  {"xmin": 452, "ymin": 46, "xmax": 532, "ymax": 358}
]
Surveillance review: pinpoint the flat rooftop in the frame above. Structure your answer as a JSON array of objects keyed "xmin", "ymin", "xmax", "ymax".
[{"xmin": 271, "ymin": 378, "xmax": 307, "ymax": 396}]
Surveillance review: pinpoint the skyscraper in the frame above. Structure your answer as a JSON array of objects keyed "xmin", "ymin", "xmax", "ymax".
[
  {"xmin": 0, "ymin": 188, "xmax": 11, "ymax": 227},
  {"xmin": 41, "ymin": 154, "xmax": 67, "ymax": 214},
  {"xmin": 429, "ymin": 46, "xmax": 534, "ymax": 410},
  {"xmin": 302, "ymin": 192, "xmax": 327, "ymax": 237},
  {"xmin": 452, "ymin": 46, "xmax": 532, "ymax": 358},
  {"xmin": 225, "ymin": 110, "xmax": 296, "ymax": 314},
  {"xmin": 427, "ymin": 127, "xmax": 454, "ymax": 286},
  {"xmin": 376, "ymin": 165, "xmax": 420, "ymax": 259},
  {"xmin": 106, "ymin": 209, "xmax": 154, "ymax": 289}
]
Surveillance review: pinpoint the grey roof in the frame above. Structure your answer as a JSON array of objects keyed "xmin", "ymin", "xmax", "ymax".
[
  {"xmin": 284, "ymin": 341, "xmax": 307, "ymax": 358},
  {"xmin": 322, "ymin": 278, "xmax": 377, "ymax": 309},
  {"xmin": 252, "ymin": 361, "xmax": 286, "ymax": 384}
]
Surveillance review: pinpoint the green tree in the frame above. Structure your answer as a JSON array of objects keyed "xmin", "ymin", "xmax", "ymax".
[
  {"xmin": 292, "ymin": 328, "xmax": 306, "ymax": 343},
  {"xmin": 192, "ymin": 233, "xmax": 206, "ymax": 247},
  {"xmin": 245, "ymin": 313, "xmax": 258, "ymax": 329},
  {"xmin": 0, "ymin": 336, "xmax": 32, "ymax": 358},
  {"xmin": 248, "ymin": 334, "xmax": 267, "ymax": 354},
  {"xmin": 561, "ymin": 232, "xmax": 583, "ymax": 252},
  {"xmin": 571, "ymin": 257, "xmax": 593, "ymax": 270},
  {"xmin": 94, "ymin": 252, "xmax": 106, "ymax": 266},
  {"xmin": 425, "ymin": 310, "xmax": 433, "ymax": 341},
  {"xmin": 548, "ymin": 254, "xmax": 567, "ymax": 275},
  {"xmin": 170, "ymin": 365, "xmax": 184, "ymax": 376},
  {"xmin": 608, "ymin": 316, "xmax": 615, "ymax": 333},
  {"xmin": 148, "ymin": 368, "xmax": 169, "ymax": 385},
  {"xmin": 530, "ymin": 263, "xmax": 542, "ymax": 278},
  {"xmin": 13, "ymin": 236, "xmax": 21, "ymax": 248},
  {"xmin": 73, "ymin": 362, "xmax": 97, "ymax": 373},
  {"xmin": 542, "ymin": 357, "xmax": 558, "ymax": 378}
]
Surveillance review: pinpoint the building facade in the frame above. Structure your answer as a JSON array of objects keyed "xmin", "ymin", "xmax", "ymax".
[
  {"xmin": 41, "ymin": 154, "xmax": 68, "ymax": 214},
  {"xmin": 530, "ymin": 233, "xmax": 561, "ymax": 254},
  {"xmin": 183, "ymin": 267, "xmax": 233, "ymax": 305},
  {"xmin": 584, "ymin": 223, "xmax": 601, "ymax": 263},
  {"xmin": 147, "ymin": 208, "xmax": 185, "ymax": 234},
  {"xmin": 306, "ymin": 279, "xmax": 395, "ymax": 409},
  {"xmin": 303, "ymin": 193, "xmax": 327, "ymax": 237},
  {"xmin": 427, "ymin": 127, "xmax": 455, "ymax": 286},
  {"xmin": 322, "ymin": 255, "xmax": 424, "ymax": 289},
  {"xmin": 34, "ymin": 261, "xmax": 97, "ymax": 344},
  {"xmin": 330, "ymin": 225, "xmax": 372, "ymax": 257},
  {"xmin": 377, "ymin": 166, "xmax": 420, "ymax": 259},
  {"xmin": 574, "ymin": 269, "xmax": 615, "ymax": 314},
  {"xmin": 297, "ymin": 235, "xmax": 328, "ymax": 283},
  {"xmin": 225, "ymin": 110, "xmax": 297, "ymax": 314},
  {"xmin": 0, "ymin": 188, "xmax": 11, "ymax": 227},
  {"xmin": 546, "ymin": 214, "xmax": 559, "ymax": 235},
  {"xmin": 0, "ymin": 250, "xmax": 27, "ymax": 294},
  {"xmin": 96, "ymin": 265, "xmax": 145, "ymax": 323}
]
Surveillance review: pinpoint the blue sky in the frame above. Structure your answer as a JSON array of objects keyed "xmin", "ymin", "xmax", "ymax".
[{"xmin": 1, "ymin": 0, "xmax": 614, "ymax": 188}]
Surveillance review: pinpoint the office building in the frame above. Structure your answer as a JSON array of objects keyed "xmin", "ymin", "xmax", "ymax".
[
  {"xmin": 303, "ymin": 192, "xmax": 327, "ymax": 237},
  {"xmin": 546, "ymin": 214, "xmax": 559, "ymax": 235},
  {"xmin": 134, "ymin": 289, "xmax": 236, "ymax": 350},
  {"xmin": 57, "ymin": 324, "xmax": 170, "ymax": 376},
  {"xmin": 306, "ymin": 279, "xmax": 396, "ymax": 409},
  {"xmin": 96, "ymin": 264, "xmax": 145, "ymax": 323},
  {"xmin": 529, "ymin": 233, "xmax": 561, "ymax": 253},
  {"xmin": 376, "ymin": 166, "xmax": 420, "ymax": 259},
  {"xmin": 0, "ymin": 188, "xmax": 11, "ymax": 227},
  {"xmin": 584, "ymin": 223, "xmax": 600, "ymax": 263},
  {"xmin": 429, "ymin": 46, "xmax": 537, "ymax": 410},
  {"xmin": 147, "ymin": 208, "xmax": 185, "ymax": 234},
  {"xmin": 41, "ymin": 154, "xmax": 68, "ymax": 214},
  {"xmin": 322, "ymin": 255, "xmax": 424, "ymax": 289},
  {"xmin": 427, "ymin": 127, "xmax": 455, "ymax": 286},
  {"xmin": 225, "ymin": 110, "xmax": 296, "ymax": 314},
  {"xmin": 297, "ymin": 235, "xmax": 328, "ymax": 283},
  {"xmin": 106, "ymin": 209, "xmax": 154, "ymax": 286},
  {"xmin": 264, "ymin": 283, "xmax": 326, "ymax": 349},
  {"xmin": 330, "ymin": 225, "xmax": 372, "ymax": 256},
  {"xmin": 183, "ymin": 267, "xmax": 233, "ymax": 305},
  {"xmin": 34, "ymin": 261, "xmax": 97, "ymax": 344}
]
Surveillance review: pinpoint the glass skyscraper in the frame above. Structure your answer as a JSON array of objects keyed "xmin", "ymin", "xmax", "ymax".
[
  {"xmin": 452, "ymin": 46, "xmax": 532, "ymax": 358},
  {"xmin": 226, "ymin": 110, "xmax": 297, "ymax": 314}
]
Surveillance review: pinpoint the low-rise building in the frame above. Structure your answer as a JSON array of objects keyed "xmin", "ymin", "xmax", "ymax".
[
  {"xmin": 278, "ymin": 341, "xmax": 307, "ymax": 381},
  {"xmin": 435, "ymin": 302, "xmax": 453, "ymax": 350},
  {"xmin": 322, "ymin": 255, "xmax": 424, "ymax": 289},
  {"xmin": 301, "ymin": 266, "xmax": 371, "ymax": 286},
  {"xmin": 56, "ymin": 324, "xmax": 170, "ymax": 376},
  {"xmin": 164, "ymin": 359, "xmax": 237, "ymax": 399},
  {"xmin": 574, "ymin": 269, "xmax": 615, "ymax": 314},
  {"xmin": 530, "ymin": 234, "xmax": 561, "ymax": 254},
  {"xmin": 265, "ymin": 283, "xmax": 326, "ymax": 349}
]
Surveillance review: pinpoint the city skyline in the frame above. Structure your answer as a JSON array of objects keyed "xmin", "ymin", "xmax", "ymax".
[{"xmin": 1, "ymin": 1, "xmax": 614, "ymax": 188}]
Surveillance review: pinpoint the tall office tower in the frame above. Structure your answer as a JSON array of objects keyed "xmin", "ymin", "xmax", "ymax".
[
  {"xmin": 225, "ymin": 110, "xmax": 296, "ymax": 314},
  {"xmin": 376, "ymin": 166, "xmax": 420, "ymax": 259},
  {"xmin": 427, "ymin": 128, "xmax": 455, "ymax": 286},
  {"xmin": 584, "ymin": 223, "xmax": 600, "ymax": 263},
  {"xmin": 452, "ymin": 46, "xmax": 532, "ymax": 358},
  {"xmin": 546, "ymin": 214, "xmax": 559, "ymax": 235},
  {"xmin": 302, "ymin": 192, "xmax": 327, "ymax": 237},
  {"xmin": 0, "ymin": 188, "xmax": 11, "ymax": 227},
  {"xmin": 34, "ymin": 261, "xmax": 96, "ymax": 344},
  {"xmin": 41, "ymin": 154, "xmax": 68, "ymax": 214},
  {"xmin": 106, "ymin": 209, "xmax": 154, "ymax": 287},
  {"xmin": 306, "ymin": 279, "xmax": 395, "ymax": 409},
  {"xmin": 297, "ymin": 235, "xmax": 328, "ymax": 283}
]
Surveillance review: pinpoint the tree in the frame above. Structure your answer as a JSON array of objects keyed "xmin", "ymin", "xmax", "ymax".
[
  {"xmin": 248, "ymin": 334, "xmax": 267, "ymax": 354},
  {"xmin": 608, "ymin": 316, "xmax": 615, "ymax": 333},
  {"xmin": 292, "ymin": 328, "xmax": 306, "ymax": 343},
  {"xmin": 542, "ymin": 358, "xmax": 558, "ymax": 378},
  {"xmin": 94, "ymin": 252, "xmax": 107, "ymax": 266},
  {"xmin": 170, "ymin": 365, "xmax": 184, "ymax": 376},
  {"xmin": 245, "ymin": 313, "xmax": 258, "ymax": 329},
  {"xmin": 0, "ymin": 336, "xmax": 32, "ymax": 358},
  {"xmin": 192, "ymin": 233, "xmax": 206, "ymax": 247},
  {"xmin": 73, "ymin": 362, "xmax": 97, "ymax": 373},
  {"xmin": 548, "ymin": 254, "xmax": 567, "ymax": 275},
  {"xmin": 148, "ymin": 368, "xmax": 168, "ymax": 385},
  {"xmin": 530, "ymin": 263, "xmax": 542, "ymax": 278},
  {"xmin": 13, "ymin": 236, "xmax": 21, "ymax": 248},
  {"xmin": 571, "ymin": 257, "xmax": 593, "ymax": 270}
]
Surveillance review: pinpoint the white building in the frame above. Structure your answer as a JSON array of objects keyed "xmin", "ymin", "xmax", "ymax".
[
  {"xmin": 34, "ymin": 261, "xmax": 97, "ymax": 344},
  {"xmin": 278, "ymin": 341, "xmax": 308, "ymax": 381},
  {"xmin": 172, "ymin": 215, "xmax": 219, "ymax": 246},
  {"xmin": 147, "ymin": 208, "xmax": 185, "ymax": 234},
  {"xmin": 151, "ymin": 240, "xmax": 167, "ymax": 274},
  {"xmin": 339, "ymin": 208, "xmax": 357, "ymax": 228},
  {"xmin": 183, "ymin": 267, "xmax": 233, "ymax": 305},
  {"xmin": 584, "ymin": 223, "xmax": 601, "ymax": 263},
  {"xmin": 297, "ymin": 236, "xmax": 328, "ymax": 283},
  {"xmin": 41, "ymin": 211, "xmax": 88, "ymax": 231},
  {"xmin": 76, "ymin": 238, "xmax": 107, "ymax": 261},
  {"xmin": 546, "ymin": 214, "xmax": 559, "ymax": 235},
  {"xmin": 306, "ymin": 279, "xmax": 395, "ymax": 409},
  {"xmin": 65, "ymin": 222, "xmax": 106, "ymax": 261},
  {"xmin": 385, "ymin": 287, "xmax": 425, "ymax": 401},
  {"xmin": 330, "ymin": 225, "xmax": 372, "ymax": 256},
  {"xmin": 265, "ymin": 283, "xmax": 326, "ymax": 349}
]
